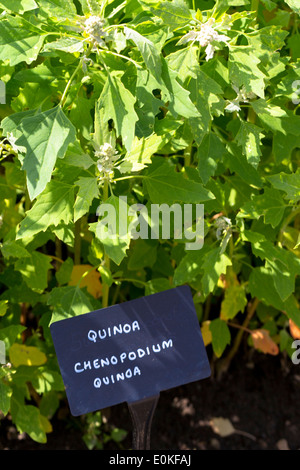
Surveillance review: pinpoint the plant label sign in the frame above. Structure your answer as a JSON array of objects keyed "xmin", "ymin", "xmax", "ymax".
[{"xmin": 50, "ymin": 286, "xmax": 211, "ymax": 416}]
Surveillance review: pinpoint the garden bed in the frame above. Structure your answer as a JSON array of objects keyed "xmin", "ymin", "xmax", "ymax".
[{"xmin": 1, "ymin": 352, "xmax": 299, "ymax": 451}]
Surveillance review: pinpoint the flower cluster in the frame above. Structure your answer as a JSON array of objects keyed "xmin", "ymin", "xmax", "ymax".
[
  {"xmin": 95, "ymin": 143, "xmax": 119, "ymax": 183},
  {"xmin": 178, "ymin": 17, "xmax": 230, "ymax": 61},
  {"xmin": 225, "ymin": 85, "xmax": 256, "ymax": 113},
  {"xmin": 0, "ymin": 133, "xmax": 23, "ymax": 159},
  {"xmin": 83, "ymin": 15, "xmax": 108, "ymax": 48}
]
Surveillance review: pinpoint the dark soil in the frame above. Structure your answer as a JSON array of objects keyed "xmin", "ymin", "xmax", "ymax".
[{"xmin": 1, "ymin": 351, "xmax": 300, "ymax": 451}]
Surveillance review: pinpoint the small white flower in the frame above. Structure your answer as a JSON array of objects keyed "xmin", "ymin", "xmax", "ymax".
[
  {"xmin": 0, "ymin": 214, "xmax": 3, "ymax": 228},
  {"xmin": 178, "ymin": 18, "xmax": 230, "ymax": 61},
  {"xmin": 205, "ymin": 43, "xmax": 215, "ymax": 61},
  {"xmin": 215, "ymin": 216, "xmax": 232, "ymax": 254},
  {"xmin": 224, "ymin": 100, "xmax": 241, "ymax": 113},
  {"xmin": 225, "ymin": 85, "xmax": 256, "ymax": 113},
  {"xmin": 95, "ymin": 143, "xmax": 119, "ymax": 183},
  {"xmin": 215, "ymin": 216, "xmax": 232, "ymax": 240},
  {"xmin": 3, "ymin": 132, "xmax": 25, "ymax": 154},
  {"xmin": 83, "ymin": 15, "xmax": 108, "ymax": 47}
]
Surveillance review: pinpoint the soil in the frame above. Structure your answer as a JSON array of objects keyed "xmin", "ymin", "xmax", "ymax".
[{"xmin": 1, "ymin": 351, "xmax": 300, "ymax": 451}]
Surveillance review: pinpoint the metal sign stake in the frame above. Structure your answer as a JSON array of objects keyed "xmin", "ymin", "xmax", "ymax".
[{"xmin": 128, "ymin": 394, "xmax": 160, "ymax": 450}]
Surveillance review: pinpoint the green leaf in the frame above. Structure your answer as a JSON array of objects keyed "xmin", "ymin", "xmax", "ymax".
[
  {"xmin": 160, "ymin": 59, "xmax": 200, "ymax": 119},
  {"xmin": 51, "ymin": 223, "xmax": 74, "ymax": 247},
  {"xmin": 201, "ymin": 247, "xmax": 232, "ymax": 297},
  {"xmin": 0, "ymin": 381, "xmax": 12, "ymax": 416},
  {"xmin": 15, "ymin": 405, "xmax": 47, "ymax": 443},
  {"xmin": 228, "ymin": 46, "xmax": 266, "ymax": 98},
  {"xmin": 0, "ymin": 0, "xmax": 38, "ymax": 12},
  {"xmin": 47, "ymin": 285, "xmax": 94, "ymax": 323},
  {"xmin": 91, "ymin": 195, "xmax": 133, "ymax": 265},
  {"xmin": 36, "ymin": 0, "xmax": 77, "ymax": 18},
  {"xmin": 250, "ymin": 99, "xmax": 289, "ymax": 134},
  {"xmin": 63, "ymin": 141, "xmax": 95, "ymax": 170},
  {"xmin": 124, "ymin": 27, "xmax": 162, "ymax": 79},
  {"xmin": 74, "ymin": 177, "xmax": 99, "ymax": 222},
  {"xmin": 272, "ymin": 132, "xmax": 300, "ymax": 164},
  {"xmin": 56, "ymin": 257, "xmax": 74, "ymax": 285},
  {"xmin": 224, "ymin": 144, "xmax": 262, "ymax": 188},
  {"xmin": 267, "ymin": 171, "xmax": 300, "ymax": 202},
  {"xmin": 145, "ymin": 278, "xmax": 172, "ymax": 295},
  {"xmin": 221, "ymin": 285, "xmax": 247, "ymax": 320},
  {"xmin": 0, "ymin": 325, "xmax": 26, "ymax": 351},
  {"xmin": 98, "ymin": 265, "xmax": 113, "ymax": 287},
  {"xmin": 150, "ymin": 0, "xmax": 192, "ymax": 30},
  {"xmin": 17, "ymin": 180, "xmax": 75, "ymax": 239},
  {"xmin": 248, "ymin": 267, "xmax": 284, "ymax": 308},
  {"xmin": 284, "ymin": 0, "xmax": 300, "ymax": 14},
  {"xmin": 173, "ymin": 248, "xmax": 207, "ymax": 286},
  {"xmin": 128, "ymin": 239, "xmax": 157, "ymax": 270},
  {"xmin": 1, "ymin": 240, "xmax": 30, "ymax": 259},
  {"xmin": 0, "ymin": 18, "xmax": 45, "ymax": 66},
  {"xmin": 166, "ymin": 46, "xmax": 199, "ymax": 82},
  {"xmin": 98, "ymin": 73, "xmax": 138, "ymax": 151},
  {"xmin": 0, "ymin": 300, "xmax": 8, "ymax": 316},
  {"xmin": 119, "ymin": 133, "xmax": 172, "ymax": 173},
  {"xmin": 1, "ymin": 109, "xmax": 37, "ymax": 136},
  {"xmin": 188, "ymin": 69, "xmax": 225, "ymax": 145},
  {"xmin": 15, "ymin": 251, "xmax": 52, "ymax": 293},
  {"xmin": 9, "ymin": 343, "xmax": 47, "ymax": 367},
  {"xmin": 13, "ymin": 366, "xmax": 64, "ymax": 394},
  {"xmin": 209, "ymin": 318, "xmax": 231, "ymax": 358},
  {"xmin": 43, "ymin": 37, "xmax": 84, "ymax": 54},
  {"xmin": 144, "ymin": 159, "xmax": 215, "ymax": 204},
  {"xmin": 238, "ymin": 188, "xmax": 286, "ymax": 228},
  {"xmin": 235, "ymin": 120, "xmax": 264, "ymax": 168},
  {"xmin": 197, "ymin": 133, "xmax": 225, "ymax": 184},
  {"xmin": 246, "ymin": 26, "xmax": 289, "ymax": 67},
  {"xmin": 247, "ymin": 268, "xmax": 300, "ymax": 326},
  {"xmin": 251, "ymin": 241, "xmax": 300, "ymax": 301},
  {"xmin": 16, "ymin": 106, "xmax": 76, "ymax": 201}
]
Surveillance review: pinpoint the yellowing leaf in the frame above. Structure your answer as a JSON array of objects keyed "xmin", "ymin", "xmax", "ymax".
[
  {"xmin": 289, "ymin": 318, "xmax": 300, "ymax": 339},
  {"xmin": 39, "ymin": 414, "xmax": 53, "ymax": 434},
  {"xmin": 68, "ymin": 264, "xmax": 102, "ymax": 299},
  {"xmin": 220, "ymin": 284, "xmax": 247, "ymax": 320},
  {"xmin": 251, "ymin": 329, "xmax": 279, "ymax": 355},
  {"xmin": 210, "ymin": 417, "xmax": 235, "ymax": 437},
  {"xmin": 201, "ymin": 321, "xmax": 212, "ymax": 346},
  {"xmin": 9, "ymin": 343, "xmax": 47, "ymax": 367}
]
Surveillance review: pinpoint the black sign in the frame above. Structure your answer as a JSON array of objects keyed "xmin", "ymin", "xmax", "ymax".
[{"xmin": 50, "ymin": 286, "xmax": 211, "ymax": 416}]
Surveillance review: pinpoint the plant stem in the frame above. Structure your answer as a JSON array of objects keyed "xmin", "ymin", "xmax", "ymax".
[
  {"xmin": 247, "ymin": 105, "xmax": 256, "ymax": 124},
  {"xmin": 217, "ymin": 298, "xmax": 259, "ymax": 376},
  {"xmin": 74, "ymin": 219, "xmax": 81, "ymax": 265},
  {"xmin": 59, "ymin": 60, "xmax": 83, "ymax": 108},
  {"xmin": 113, "ymin": 175, "xmax": 144, "ymax": 182},
  {"xmin": 113, "ymin": 278, "xmax": 148, "ymax": 287},
  {"xmin": 226, "ymin": 297, "xmax": 259, "ymax": 363},
  {"xmin": 278, "ymin": 206, "xmax": 300, "ymax": 246},
  {"xmin": 102, "ymin": 180, "xmax": 110, "ymax": 308},
  {"xmin": 100, "ymin": 49, "xmax": 142, "ymax": 69},
  {"xmin": 184, "ymin": 142, "xmax": 193, "ymax": 168}
]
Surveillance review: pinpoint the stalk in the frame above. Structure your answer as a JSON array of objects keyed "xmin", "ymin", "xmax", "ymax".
[
  {"xmin": 228, "ymin": 297, "xmax": 259, "ymax": 359},
  {"xmin": 101, "ymin": 179, "xmax": 110, "ymax": 308},
  {"xmin": 184, "ymin": 142, "xmax": 193, "ymax": 168},
  {"xmin": 217, "ymin": 298, "xmax": 259, "ymax": 376},
  {"xmin": 74, "ymin": 219, "xmax": 82, "ymax": 265}
]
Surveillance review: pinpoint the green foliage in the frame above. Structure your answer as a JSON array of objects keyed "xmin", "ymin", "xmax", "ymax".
[{"xmin": 0, "ymin": 0, "xmax": 299, "ymax": 447}]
